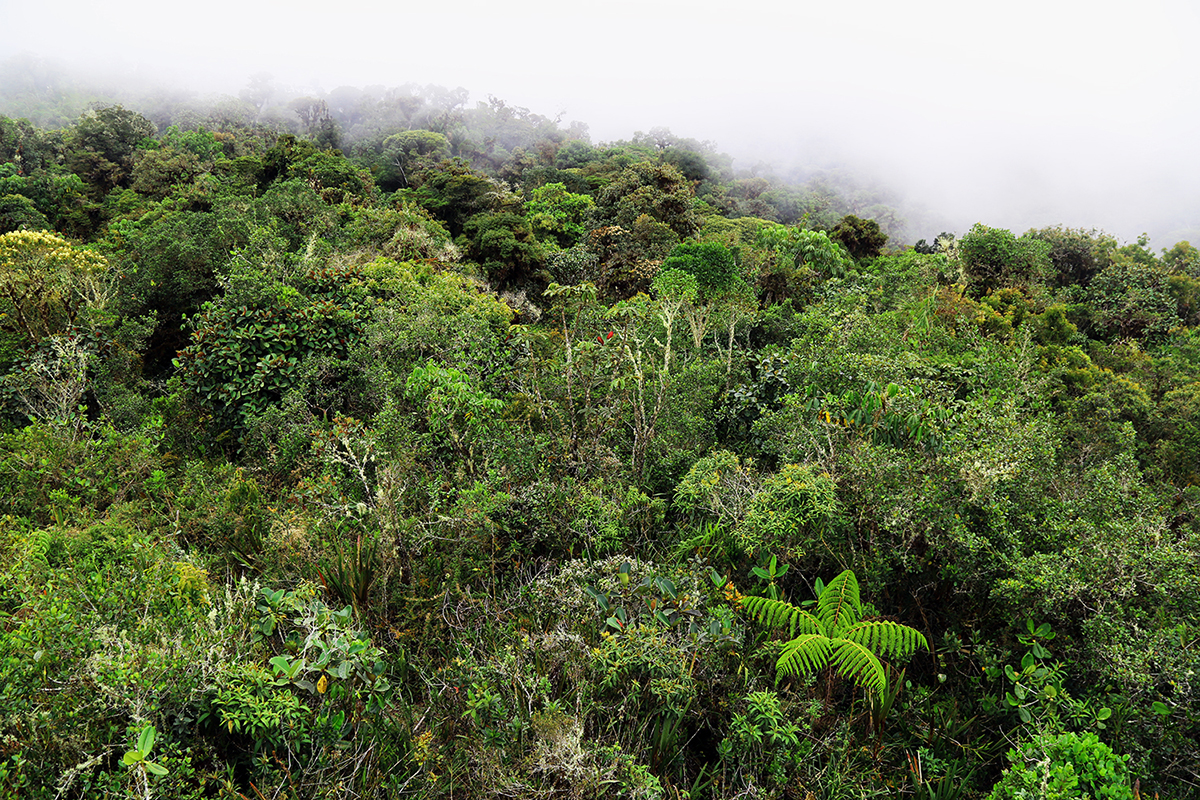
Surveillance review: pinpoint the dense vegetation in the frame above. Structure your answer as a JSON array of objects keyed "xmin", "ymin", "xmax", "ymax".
[{"xmin": 1, "ymin": 74, "xmax": 1198, "ymax": 800}]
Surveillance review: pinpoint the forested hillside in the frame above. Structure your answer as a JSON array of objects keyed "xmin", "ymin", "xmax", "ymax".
[{"xmin": 0, "ymin": 85, "xmax": 1197, "ymax": 800}]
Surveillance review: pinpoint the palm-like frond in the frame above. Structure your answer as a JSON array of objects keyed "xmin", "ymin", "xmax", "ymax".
[
  {"xmin": 817, "ymin": 569, "xmax": 862, "ymax": 636},
  {"xmin": 776, "ymin": 634, "xmax": 832, "ymax": 682},
  {"xmin": 842, "ymin": 620, "xmax": 929, "ymax": 660},
  {"xmin": 827, "ymin": 638, "xmax": 886, "ymax": 696},
  {"xmin": 742, "ymin": 595, "xmax": 821, "ymax": 638},
  {"xmin": 743, "ymin": 569, "xmax": 928, "ymax": 700}
]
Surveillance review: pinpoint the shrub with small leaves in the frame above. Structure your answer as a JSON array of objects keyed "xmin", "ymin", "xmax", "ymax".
[
  {"xmin": 734, "ymin": 463, "xmax": 840, "ymax": 558},
  {"xmin": 988, "ymin": 732, "xmax": 1133, "ymax": 800}
]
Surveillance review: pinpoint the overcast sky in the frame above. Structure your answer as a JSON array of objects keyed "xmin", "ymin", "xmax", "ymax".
[{"xmin": 3, "ymin": 0, "xmax": 1198, "ymax": 244}]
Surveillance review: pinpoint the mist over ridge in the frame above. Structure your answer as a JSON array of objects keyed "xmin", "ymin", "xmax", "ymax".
[{"xmin": 2, "ymin": 0, "xmax": 1199, "ymax": 249}]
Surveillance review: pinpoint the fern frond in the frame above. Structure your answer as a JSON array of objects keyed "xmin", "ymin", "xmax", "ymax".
[
  {"xmin": 742, "ymin": 595, "xmax": 820, "ymax": 638},
  {"xmin": 817, "ymin": 570, "xmax": 862, "ymax": 636},
  {"xmin": 842, "ymin": 620, "xmax": 929, "ymax": 661},
  {"xmin": 828, "ymin": 638, "xmax": 886, "ymax": 696},
  {"xmin": 776, "ymin": 634, "xmax": 831, "ymax": 683}
]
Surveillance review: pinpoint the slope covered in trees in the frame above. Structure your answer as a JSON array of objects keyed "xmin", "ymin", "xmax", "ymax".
[{"xmin": 0, "ymin": 83, "xmax": 1198, "ymax": 800}]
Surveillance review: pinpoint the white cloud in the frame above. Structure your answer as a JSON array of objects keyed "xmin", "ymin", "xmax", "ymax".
[{"xmin": 3, "ymin": 0, "xmax": 1199, "ymax": 242}]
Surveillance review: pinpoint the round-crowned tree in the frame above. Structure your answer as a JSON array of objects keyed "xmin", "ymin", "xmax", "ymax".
[
  {"xmin": 959, "ymin": 223, "xmax": 1051, "ymax": 295},
  {"xmin": 830, "ymin": 214, "xmax": 887, "ymax": 260}
]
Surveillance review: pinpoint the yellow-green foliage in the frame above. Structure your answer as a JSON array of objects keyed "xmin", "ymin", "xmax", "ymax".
[
  {"xmin": 0, "ymin": 230, "xmax": 111, "ymax": 343},
  {"xmin": 977, "ymin": 287, "xmax": 1035, "ymax": 340},
  {"xmin": 674, "ymin": 450, "xmax": 759, "ymax": 527},
  {"xmin": 988, "ymin": 732, "xmax": 1133, "ymax": 800},
  {"xmin": 734, "ymin": 464, "xmax": 839, "ymax": 557},
  {"xmin": 1037, "ymin": 345, "xmax": 1108, "ymax": 396},
  {"xmin": 1169, "ymin": 271, "xmax": 1200, "ymax": 325},
  {"xmin": 176, "ymin": 464, "xmax": 270, "ymax": 568},
  {"xmin": 593, "ymin": 624, "xmax": 697, "ymax": 713},
  {"xmin": 0, "ymin": 512, "xmax": 241, "ymax": 795},
  {"xmin": 171, "ymin": 561, "xmax": 211, "ymax": 607},
  {"xmin": 1032, "ymin": 304, "xmax": 1080, "ymax": 344},
  {"xmin": 360, "ymin": 257, "xmax": 514, "ymax": 373},
  {"xmin": 566, "ymin": 482, "xmax": 667, "ymax": 554}
]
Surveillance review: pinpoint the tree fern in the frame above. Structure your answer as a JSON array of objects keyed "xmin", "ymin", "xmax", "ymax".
[
  {"xmin": 842, "ymin": 620, "xmax": 928, "ymax": 661},
  {"xmin": 816, "ymin": 569, "xmax": 862, "ymax": 635},
  {"xmin": 828, "ymin": 639, "xmax": 887, "ymax": 696},
  {"xmin": 743, "ymin": 569, "xmax": 929, "ymax": 700},
  {"xmin": 742, "ymin": 595, "xmax": 820, "ymax": 638},
  {"xmin": 777, "ymin": 634, "xmax": 832, "ymax": 680}
]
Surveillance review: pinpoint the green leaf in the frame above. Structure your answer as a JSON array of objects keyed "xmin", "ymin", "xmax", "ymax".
[
  {"xmin": 842, "ymin": 620, "xmax": 929, "ymax": 660},
  {"xmin": 776, "ymin": 634, "xmax": 832, "ymax": 683},
  {"xmin": 826, "ymin": 638, "xmax": 886, "ymax": 696},
  {"xmin": 136, "ymin": 726, "xmax": 156, "ymax": 756},
  {"xmin": 741, "ymin": 595, "xmax": 820, "ymax": 638},
  {"xmin": 122, "ymin": 751, "xmax": 143, "ymax": 766},
  {"xmin": 144, "ymin": 761, "xmax": 168, "ymax": 776},
  {"xmin": 1097, "ymin": 707, "xmax": 1112, "ymax": 720},
  {"xmin": 817, "ymin": 570, "xmax": 862, "ymax": 636}
]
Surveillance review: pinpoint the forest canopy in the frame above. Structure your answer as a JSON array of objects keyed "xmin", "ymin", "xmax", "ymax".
[{"xmin": 0, "ymin": 73, "xmax": 1198, "ymax": 800}]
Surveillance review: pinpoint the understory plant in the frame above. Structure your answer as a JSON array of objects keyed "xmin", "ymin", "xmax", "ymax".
[{"xmin": 742, "ymin": 568, "xmax": 928, "ymax": 701}]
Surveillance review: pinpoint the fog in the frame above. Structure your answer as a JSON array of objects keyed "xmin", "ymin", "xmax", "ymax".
[{"xmin": 4, "ymin": 0, "xmax": 1198, "ymax": 246}]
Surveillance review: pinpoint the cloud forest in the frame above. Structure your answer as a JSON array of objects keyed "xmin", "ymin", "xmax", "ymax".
[{"xmin": 0, "ymin": 74, "xmax": 1197, "ymax": 800}]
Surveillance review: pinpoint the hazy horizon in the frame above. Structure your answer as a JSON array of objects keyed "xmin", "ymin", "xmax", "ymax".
[{"xmin": 3, "ymin": 0, "xmax": 1198, "ymax": 248}]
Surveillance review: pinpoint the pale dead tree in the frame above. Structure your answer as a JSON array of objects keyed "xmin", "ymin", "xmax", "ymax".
[
  {"xmin": 321, "ymin": 417, "xmax": 378, "ymax": 515},
  {"xmin": 608, "ymin": 284, "xmax": 688, "ymax": 481},
  {"xmin": 3, "ymin": 333, "xmax": 91, "ymax": 437}
]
